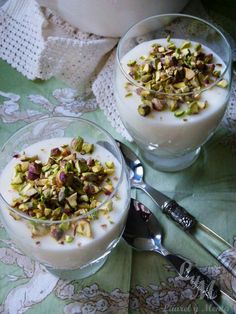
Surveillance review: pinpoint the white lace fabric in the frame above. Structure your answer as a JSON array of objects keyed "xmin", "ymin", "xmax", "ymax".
[
  {"xmin": 0, "ymin": 0, "xmax": 236, "ymax": 141},
  {"xmin": 0, "ymin": 0, "xmax": 117, "ymax": 91},
  {"xmin": 0, "ymin": 0, "xmax": 45, "ymax": 79}
]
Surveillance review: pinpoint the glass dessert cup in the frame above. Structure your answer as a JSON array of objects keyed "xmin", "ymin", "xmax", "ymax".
[
  {"xmin": 115, "ymin": 14, "xmax": 232, "ymax": 172},
  {"xmin": 0, "ymin": 117, "xmax": 130, "ymax": 280}
]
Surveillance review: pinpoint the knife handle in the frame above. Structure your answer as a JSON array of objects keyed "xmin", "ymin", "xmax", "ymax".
[
  {"xmin": 141, "ymin": 183, "xmax": 197, "ymax": 230},
  {"xmin": 142, "ymin": 183, "xmax": 236, "ymax": 278},
  {"xmin": 159, "ymin": 200, "xmax": 236, "ymax": 278},
  {"xmin": 165, "ymin": 254, "xmax": 221, "ymax": 301},
  {"xmin": 192, "ymin": 223, "xmax": 236, "ymax": 278},
  {"xmin": 162, "ymin": 199, "xmax": 197, "ymax": 231}
]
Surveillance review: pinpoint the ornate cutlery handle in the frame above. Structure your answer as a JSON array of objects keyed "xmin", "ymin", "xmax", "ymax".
[
  {"xmin": 136, "ymin": 179, "xmax": 235, "ymax": 278},
  {"xmin": 165, "ymin": 254, "xmax": 221, "ymax": 301},
  {"xmin": 162, "ymin": 199, "xmax": 196, "ymax": 230},
  {"xmin": 143, "ymin": 183, "xmax": 196, "ymax": 230}
]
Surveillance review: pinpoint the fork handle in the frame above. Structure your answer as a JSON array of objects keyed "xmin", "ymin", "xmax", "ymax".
[{"xmin": 165, "ymin": 253, "xmax": 221, "ymax": 301}]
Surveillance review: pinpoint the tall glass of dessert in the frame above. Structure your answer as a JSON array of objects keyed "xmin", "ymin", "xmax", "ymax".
[
  {"xmin": 115, "ymin": 14, "xmax": 232, "ymax": 171},
  {"xmin": 0, "ymin": 117, "xmax": 130, "ymax": 279}
]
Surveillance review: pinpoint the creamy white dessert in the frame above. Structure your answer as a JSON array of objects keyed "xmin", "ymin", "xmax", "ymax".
[
  {"xmin": 115, "ymin": 38, "xmax": 229, "ymax": 155},
  {"xmin": 0, "ymin": 138, "xmax": 129, "ymax": 269},
  {"xmin": 36, "ymin": 0, "xmax": 189, "ymax": 37}
]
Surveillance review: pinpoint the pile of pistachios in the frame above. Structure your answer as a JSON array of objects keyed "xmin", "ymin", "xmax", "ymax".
[
  {"xmin": 10, "ymin": 136, "xmax": 116, "ymax": 243},
  {"xmin": 125, "ymin": 37, "xmax": 228, "ymax": 117}
]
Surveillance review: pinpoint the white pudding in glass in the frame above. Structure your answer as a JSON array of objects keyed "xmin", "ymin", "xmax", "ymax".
[
  {"xmin": 0, "ymin": 138, "xmax": 129, "ymax": 269},
  {"xmin": 115, "ymin": 39, "xmax": 229, "ymax": 156}
]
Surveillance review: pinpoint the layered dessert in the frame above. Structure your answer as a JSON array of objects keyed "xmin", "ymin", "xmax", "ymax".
[
  {"xmin": 115, "ymin": 38, "xmax": 229, "ymax": 155},
  {"xmin": 0, "ymin": 137, "xmax": 129, "ymax": 269}
]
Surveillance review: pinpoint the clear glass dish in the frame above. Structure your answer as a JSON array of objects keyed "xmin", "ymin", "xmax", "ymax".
[
  {"xmin": 115, "ymin": 14, "xmax": 232, "ymax": 171},
  {"xmin": 0, "ymin": 117, "xmax": 130, "ymax": 279}
]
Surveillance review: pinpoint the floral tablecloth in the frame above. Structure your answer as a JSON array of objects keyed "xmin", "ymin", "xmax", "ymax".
[{"xmin": 0, "ymin": 2, "xmax": 236, "ymax": 314}]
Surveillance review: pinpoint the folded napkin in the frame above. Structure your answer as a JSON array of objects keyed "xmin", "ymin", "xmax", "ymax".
[{"xmin": 0, "ymin": 0, "xmax": 236, "ymax": 141}]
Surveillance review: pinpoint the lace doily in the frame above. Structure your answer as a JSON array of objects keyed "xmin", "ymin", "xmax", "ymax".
[
  {"xmin": 0, "ymin": 0, "xmax": 236, "ymax": 140},
  {"xmin": 0, "ymin": 0, "xmax": 117, "ymax": 95},
  {"xmin": 0, "ymin": 0, "xmax": 45, "ymax": 79}
]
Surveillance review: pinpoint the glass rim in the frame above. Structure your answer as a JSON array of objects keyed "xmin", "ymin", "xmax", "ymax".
[
  {"xmin": 0, "ymin": 116, "xmax": 127, "ymax": 224},
  {"xmin": 116, "ymin": 13, "xmax": 232, "ymax": 96}
]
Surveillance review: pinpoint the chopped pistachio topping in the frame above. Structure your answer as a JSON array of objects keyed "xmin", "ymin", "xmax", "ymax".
[
  {"xmin": 77, "ymin": 219, "xmax": 92, "ymax": 238},
  {"xmin": 138, "ymin": 104, "xmax": 151, "ymax": 116},
  {"xmin": 217, "ymin": 79, "xmax": 228, "ymax": 88},
  {"xmin": 125, "ymin": 37, "xmax": 228, "ymax": 118},
  {"xmin": 71, "ymin": 136, "xmax": 84, "ymax": 152},
  {"xmin": 174, "ymin": 110, "xmax": 185, "ymax": 117},
  {"xmin": 125, "ymin": 92, "xmax": 133, "ymax": 97},
  {"xmin": 10, "ymin": 137, "xmax": 116, "ymax": 242},
  {"xmin": 65, "ymin": 235, "xmax": 74, "ymax": 243}
]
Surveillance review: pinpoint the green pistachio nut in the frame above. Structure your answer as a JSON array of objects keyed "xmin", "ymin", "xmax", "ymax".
[
  {"xmin": 82, "ymin": 143, "xmax": 94, "ymax": 154},
  {"xmin": 71, "ymin": 136, "xmax": 84, "ymax": 152},
  {"xmin": 65, "ymin": 235, "xmax": 74, "ymax": 243},
  {"xmin": 66, "ymin": 193, "xmax": 77, "ymax": 208},
  {"xmin": 138, "ymin": 104, "xmax": 151, "ymax": 116},
  {"xmin": 174, "ymin": 110, "xmax": 185, "ymax": 117},
  {"xmin": 181, "ymin": 41, "xmax": 191, "ymax": 49},
  {"xmin": 217, "ymin": 79, "xmax": 228, "ymax": 88}
]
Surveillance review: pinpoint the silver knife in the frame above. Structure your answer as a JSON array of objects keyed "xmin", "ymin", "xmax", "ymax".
[{"xmin": 116, "ymin": 140, "xmax": 236, "ymax": 278}]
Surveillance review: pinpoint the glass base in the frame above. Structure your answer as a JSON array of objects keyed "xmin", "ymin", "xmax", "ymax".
[
  {"xmin": 45, "ymin": 255, "xmax": 108, "ymax": 280},
  {"xmin": 141, "ymin": 147, "xmax": 201, "ymax": 172}
]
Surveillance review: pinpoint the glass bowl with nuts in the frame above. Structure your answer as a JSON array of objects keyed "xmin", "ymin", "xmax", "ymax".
[
  {"xmin": 115, "ymin": 14, "xmax": 232, "ymax": 171},
  {"xmin": 0, "ymin": 117, "xmax": 130, "ymax": 279}
]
